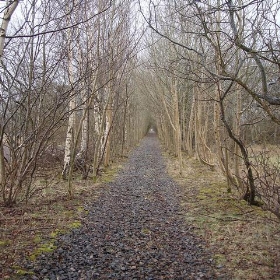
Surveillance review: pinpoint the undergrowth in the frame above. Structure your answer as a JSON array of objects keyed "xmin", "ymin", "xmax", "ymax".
[
  {"xmin": 165, "ymin": 152, "xmax": 280, "ymax": 280},
  {"xmin": 0, "ymin": 161, "xmax": 124, "ymax": 279}
]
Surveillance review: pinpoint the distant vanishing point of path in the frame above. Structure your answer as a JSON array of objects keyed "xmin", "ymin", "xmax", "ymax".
[{"xmin": 22, "ymin": 133, "xmax": 218, "ymax": 280}]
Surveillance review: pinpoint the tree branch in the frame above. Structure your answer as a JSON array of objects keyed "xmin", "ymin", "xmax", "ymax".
[{"xmin": 5, "ymin": 2, "xmax": 112, "ymax": 39}]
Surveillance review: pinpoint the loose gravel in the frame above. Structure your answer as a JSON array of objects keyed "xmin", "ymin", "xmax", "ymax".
[{"xmin": 22, "ymin": 133, "xmax": 217, "ymax": 279}]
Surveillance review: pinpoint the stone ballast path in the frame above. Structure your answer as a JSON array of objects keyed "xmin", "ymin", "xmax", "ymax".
[{"xmin": 23, "ymin": 133, "xmax": 216, "ymax": 279}]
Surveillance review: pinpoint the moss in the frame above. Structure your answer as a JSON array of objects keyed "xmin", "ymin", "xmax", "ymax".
[
  {"xmin": 29, "ymin": 220, "xmax": 82, "ymax": 262},
  {"xmin": 33, "ymin": 235, "xmax": 42, "ymax": 243},
  {"xmin": 13, "ymin": 266, "xmax": 34, "ymax": 276},
  {"xmin": 29, "ymin": 241, "xmax": 57, "ymax": 261},
  {"xmin": 97, "ymin": 163, "xmax": 124, "ymax": 184},
  {"xmin": 16, "ymin": 269, "xmax": 34, "ymax": 276},
  {"xmin": 76, "ymin": 206, "xmax": 89, "ymax": 216},
  {"xmin": 70, "ymin": 221, "xmax": 82, "ymax": 229},
  {"xmin": 63, "ymin": 210, "xmax": 74, "ymax": 217},
  {"xmin": 0, "ymin": 240, "xmax": 11, "ymax": 247},
  {"xmin": 37, "ymin": 242, "xmax": 57, "ymax": 253},
  {"xmin": 141, "ymin": 228, "xmax": 151, "ymax": 235},
  {"xmin": 77, "ymin": 206, "xmax": 85, "ymax": 213},
  {"xmin": 101, "ymin": 174, "xmax": 115, "ymax": 183},
  {"xmin": 197, "ymin": 194, "xmax": 207, "ymax": 200},
  {"xmin": 214, "ymin": 253, "xmax": 227, "ymax": 267},
  {"xmin": 50, "ymin": 228, "xmax": 65, "ymax": 238}
]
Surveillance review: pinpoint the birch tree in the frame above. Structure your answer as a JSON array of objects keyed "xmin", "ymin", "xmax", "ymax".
[
  {"xmin": 62, "ymin": 3, "xmax": 77, "ymax": 180},
  {"xmin": 0, "ymin": 1, "xmax": 19, "ymax": 204},
  {"xmin": 0, "ymin": 0, "xmax": 97, "ymax": 205}
]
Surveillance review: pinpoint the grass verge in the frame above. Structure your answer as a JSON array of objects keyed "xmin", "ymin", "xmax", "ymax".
[
  {"xmin": 0, "ymin": 161, "xmax": 124, "ymax": 279},
  {"xmin": 165, "ymin": 153, "xmax": 280, "ymax": 280}
]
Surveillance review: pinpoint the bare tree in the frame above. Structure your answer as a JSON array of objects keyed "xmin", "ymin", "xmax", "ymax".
[
  {"xmin": 140, "ymin": 0, "xmax": 280, "ymax": 214},
  {"xmin": 0, "ymin": 0, "xmax": 19, "ymax": 205}
]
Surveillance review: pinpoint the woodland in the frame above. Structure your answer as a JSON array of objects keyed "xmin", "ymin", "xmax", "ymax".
[
  {"xmin": 0, "ymin": 0, "xmax": 279, "ymax": 215},
  {"xmin": 0, "ymin": 0, "xmax": 280, "ymax": 278}
]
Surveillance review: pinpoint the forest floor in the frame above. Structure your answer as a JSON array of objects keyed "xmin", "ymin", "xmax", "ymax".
[
  {"xmin": 165, "ymin": 151, "xmax": 280, "ymax": 279},
  {"xmin": 0, "ymin": 162, "xmax": 123, "ymax": 279},
  {"xmin": 0, "ymin": 133, "xmax": 279, "ymax": 279}
]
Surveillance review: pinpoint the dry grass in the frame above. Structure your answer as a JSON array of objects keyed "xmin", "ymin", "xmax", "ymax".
[
  {"xmin": 0, "ymin": 161, "xmax": 124, "ymax": 279},
  {"xmin": 165, "ymin": 152, "xmax": 280, "ymax": 280},
  {"xmin": 1, "ymin": 148, "xmax": 280, "ymax": 279}
]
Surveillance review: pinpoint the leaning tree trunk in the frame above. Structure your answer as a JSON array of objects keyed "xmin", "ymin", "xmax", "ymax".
[{"xmin": 220, "ymin": 96, "xmax": 256, "ymax": 205}]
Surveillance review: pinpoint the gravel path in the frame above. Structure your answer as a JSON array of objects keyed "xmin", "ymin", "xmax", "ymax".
[{"xmin": 23, "ymin": 133, "xmax": 216, "ymax": 279}]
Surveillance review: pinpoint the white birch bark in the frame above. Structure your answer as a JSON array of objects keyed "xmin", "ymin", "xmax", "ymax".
[
  {"xmin": 78, "ymin": 59, "xmax": 88, "ymax": 157},
  {"xmin": 62, "ymin": 97, "xmax": 75, "ymax": 179},
  {"xmin": 78, "ymin": 0, "xmax": 95, "ymax": 161},
  {"xmin": 0, "ymin": 1, "xmax": 19, "ymax": 193},
  {"xmin": 104, "ymin": 94, "xmax": 112, "ymax": 167},
  {"xmin": 0, "ymin": 1, "xmax": 19, "ymax": 58},
  {"xmin": 80, "ymin": 108, "xmax": 88, "ymax": 154},
  {"xmin": 62, "ymin": 25, "xmax": 76, "ymax": 179}
]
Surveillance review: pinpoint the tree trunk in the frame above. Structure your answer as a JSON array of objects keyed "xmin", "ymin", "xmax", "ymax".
[
  {"xmin": 104, "ymin": 90, "xmax": 113, "ymax": 167},
  {"xmin": 172, "ymin": 77, "xmax": 183, "ymax": 174},
  {"xmin": 0, "ymin": 125, "xmax": 6, "ymax": 202},
  {"xmin": 186, "ymin": 91, "xmax": 195, "ymax": 156},
  {"xmin": 220, "ymin": 97, "xmax": 256, "ymax": 205},
  {"xmin": 121, "ymin": 84, "xmax": 129, "ymax": 156},
  {"xmin": 0, "ymin": 1, "xmax": 19, "ymax": 204},
  {"xmin": 62, "ymin": 24, "xmax": 76, "ymax": 180},
  {"xmin": 233, "ymin": 86, "xmax": 242, "ymax": 188},
  {"xmin": 0, "ymin": 1, "xmax": 19, "ymax": 57}
]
